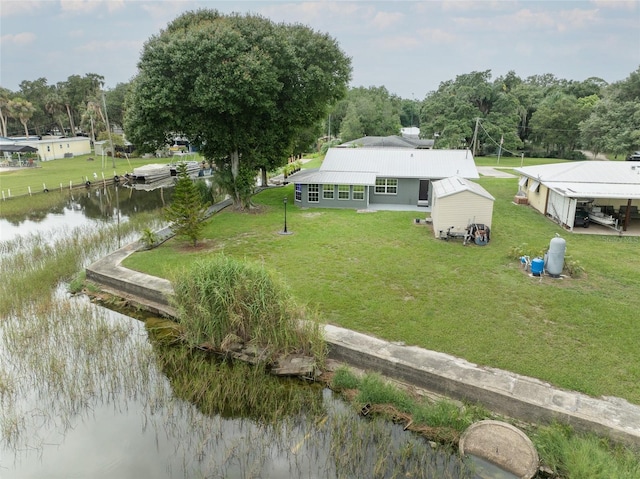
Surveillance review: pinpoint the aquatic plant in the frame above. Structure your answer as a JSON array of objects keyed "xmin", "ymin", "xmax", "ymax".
[{"xmin": 170, "ymin": 254, "xmax": 326, "ymax": 364}]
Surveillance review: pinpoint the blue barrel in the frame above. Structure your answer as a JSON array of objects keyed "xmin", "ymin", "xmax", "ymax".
[{"xmin": 531, "ymin": 258, "xmax": 544, "ymax": 276}]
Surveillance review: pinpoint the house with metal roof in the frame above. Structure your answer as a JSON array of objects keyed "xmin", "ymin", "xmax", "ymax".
[
  {"xmin": 514, "ymin": 161, "xmax": 640, "ymax": 231},
  {"xmin": 286, "ymin": 147, "xmax": 478, "ymax": 211},
  {"xmin": 338, "ymin": 135, "xmax": 434, "ymax": 149}
]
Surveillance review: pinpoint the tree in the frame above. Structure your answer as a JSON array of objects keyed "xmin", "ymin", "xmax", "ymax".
[
  {"xmin": 164, "ymin": 162, "xmax": 207, "ymax": 247},
  {"xmin": 19, "ymin": 78, "xmax": 50, "ymax": 136},
  {"xmin": 0, "ymin": 88, "xmax": 12, "ymax": 137},
  {"xmin": 104, "ymin": 82, "xmax": 130, "ymax": 129},
  {"xmin": 125, "ymin": 9, "xmax": 351, "ymax": 208},
  {"xmin": 529, "ymin": 92, "xmax": 593, "ymax": 155},
  {"xmin": 7, "ymin": 97, "xmax": 36, "ymax": 137},
  {"xmin": 331, "ymin": 86, "xmax": 402, "ymax": 142},
  {"xmin": 44, "ymin": 90, "xmax": 68, "ymax": 136}
]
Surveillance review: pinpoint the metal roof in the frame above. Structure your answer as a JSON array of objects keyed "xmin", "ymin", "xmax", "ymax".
[
  {"xmin": 338, "ymin": 135, "xmax": 435, "ymax": 149},
  {"xmin": 321, "ymin": 147, "xmax": 479, "ymax": 179},
  {"xmin": 514, "ymin": 161, "xmax": 640, "ymax": 199},
  {"xmin": 286, "ymin": 168, "xmax": 376, "ymax": 185},
  {"xmin": 0, "ymin": 144, "xmax": 37, "ymax": 153},
  {"xmin": 432, "ymin": 176, "xmax": 494, "ymax": 201}
]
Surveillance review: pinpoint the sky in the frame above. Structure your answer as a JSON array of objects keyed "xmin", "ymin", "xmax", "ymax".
[{"xmin": 1, "ymin": 0, "xmax": 639, "ymax": 100}]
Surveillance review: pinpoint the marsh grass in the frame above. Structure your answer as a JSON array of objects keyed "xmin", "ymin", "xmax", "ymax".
[
  {"xmin": 533, "ymin": 423, "xmax": 640, "ymax": 479},
  {"xmin": 0, "ymin": 210, "xmax": 163, "ymax": 317},
  {"xmin": 327, "ymin": 412, "xmax": 474, "ymax": 479},
  {"xmin": 170, "ymin": 254, "xmax": 326, "ymax": 363},
  {"xmin": 330, "ymin": 367, "xmax": 487, "ymax": 444},
  {"xmin": 149, "ymin": 338, "xmax": 326, "ymax": 424}
]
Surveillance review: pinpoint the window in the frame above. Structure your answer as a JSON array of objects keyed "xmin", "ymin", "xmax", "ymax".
[
  {"xmin": 308, "ymin": 184, "xmax": 319, "ymax": 203},
  {"xmin": 295, "ymin": 184, "xmax": 301, "ymax": 201},
  {"xmin": 375, "ymin": 178, "xmax": 398, "ymax": 195},
  {"xmin": 323, "ymin": 184, "xmax": 335, "ymax": 200},
  {"xmin": 338, "ymin": 185, "xmax": 350, "ymax": 200},
  {"xmin": 353, "ymin": 185, "xmax": 364, "ymax": 200}
]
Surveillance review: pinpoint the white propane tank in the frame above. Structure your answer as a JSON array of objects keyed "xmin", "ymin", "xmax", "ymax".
[{"xmin": 546, "ymin": 236, "xmax": 566, "ymax": 277}]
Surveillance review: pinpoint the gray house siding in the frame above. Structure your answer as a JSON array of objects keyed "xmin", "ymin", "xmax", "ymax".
[{"xmin": 369, "ymin": 178, "xmax": 429, "ymax": 206}]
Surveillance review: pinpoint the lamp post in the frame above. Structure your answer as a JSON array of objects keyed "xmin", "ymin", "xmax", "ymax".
[{"xmin": 282, "ymin": 197, "xmax": 288, "ymax": 234}]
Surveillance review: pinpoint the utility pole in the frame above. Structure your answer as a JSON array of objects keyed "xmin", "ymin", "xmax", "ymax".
[{"xmin": 472, "ymin": 118, "xmax": 480, "ymax": 156}]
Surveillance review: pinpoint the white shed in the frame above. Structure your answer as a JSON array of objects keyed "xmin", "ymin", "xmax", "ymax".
[{"xmin": 431, "ymin": 176, "xmax": 495, "ymax": 238}]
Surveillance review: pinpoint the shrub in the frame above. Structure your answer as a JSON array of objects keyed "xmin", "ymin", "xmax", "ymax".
[
  {"xmin": 170, "ymin": 254, "xmax": 326, "ymax": 363},
  {"xmin": 139, "ymin": 227, "xmax": 159, "ymax": 249}
]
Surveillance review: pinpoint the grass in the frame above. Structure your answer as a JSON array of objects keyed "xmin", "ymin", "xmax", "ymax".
[
  {"xmin": 0, "ymin": 152, "xmax": 199, "ymax": 199},
  {"xmin": 123, "ymin": 178, "xmax": 640, "ymax": 405}
]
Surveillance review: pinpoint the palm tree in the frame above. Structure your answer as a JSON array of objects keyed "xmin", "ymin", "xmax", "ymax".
[
  {"xmin": 0, "ymin": 88, "xmax": 11, "ymax": 137},
  {"xmin": 44, "ymin": 92, "xmax": 67, "ymax": 136},
  {"xmin": 8, "ymin": 97, "xmax": 36, "ymax": 137}
]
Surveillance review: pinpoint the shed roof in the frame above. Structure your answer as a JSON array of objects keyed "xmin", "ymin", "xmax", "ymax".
[
  {"xmin": 514, "ymin": 161, "xmax": 640, "ymax": 199},
  {"xmin": 432, "ymin": 176, "xmax": 495, "ymax": 201}
]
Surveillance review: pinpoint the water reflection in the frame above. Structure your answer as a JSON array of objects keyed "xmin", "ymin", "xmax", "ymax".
[{"xmin": 0, "ymin": 184, "xmax": 174, "ymax": 242}]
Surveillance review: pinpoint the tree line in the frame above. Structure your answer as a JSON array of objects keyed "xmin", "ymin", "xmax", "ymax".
[
  {"xmin": 326, "ymin": 68, "xmax": 640, "ymax": 160},
  {"xmin": 1, "ymin": 9, "xmax": 638, "ymax": 209},
  {"xmin": 0, "ymin": 74, "xmax": 130, "ymax": 145}
]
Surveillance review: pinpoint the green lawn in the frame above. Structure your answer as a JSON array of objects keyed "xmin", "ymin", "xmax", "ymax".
[
  {"xmin": 0, "ymin": 153, "xmax": 199, "ymax": 198},
  {"xmin": 123, "ymin": 178, "xmax": 640, "ymax": 405}
]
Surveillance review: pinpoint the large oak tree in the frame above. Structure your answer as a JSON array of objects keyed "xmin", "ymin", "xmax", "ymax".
[{"xmin": 124, "ymin": 9, "xmax": 351, "ymax": 207}]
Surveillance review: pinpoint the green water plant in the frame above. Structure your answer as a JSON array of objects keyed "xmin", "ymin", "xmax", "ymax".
[{"xmin": 170, "ymin": 254, "xmax": 326, "ymax": 364}]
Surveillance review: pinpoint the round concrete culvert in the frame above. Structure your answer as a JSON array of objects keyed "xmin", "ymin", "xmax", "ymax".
[{"xmin": 459, "ymin": 420, "xmax": 539, "ymax": 479}]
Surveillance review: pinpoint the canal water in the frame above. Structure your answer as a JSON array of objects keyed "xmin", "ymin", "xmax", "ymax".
[{"xmin": 0, "ymin": 184, "xmax": 508, "ymax": 478}]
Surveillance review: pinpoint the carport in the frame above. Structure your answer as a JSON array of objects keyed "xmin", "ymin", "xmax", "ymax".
[
  {"xmin": 0, "ymin": 144, "xmax": 38, "ymax": 166},
  {"xmin": 515, "ymin": 161, "xmax": 640, "ymax": 232}
]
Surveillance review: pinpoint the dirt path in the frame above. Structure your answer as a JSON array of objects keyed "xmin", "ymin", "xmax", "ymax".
[{"xmin": 579, "ymin": 150, "xmax": 609, "ymax": 160}]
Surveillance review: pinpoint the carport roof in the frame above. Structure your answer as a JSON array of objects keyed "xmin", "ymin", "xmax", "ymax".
[
  {"xmin": 0, "ymin": 144, "xmax": 37, "ymax": 153},
  {"xmin": 515, "ymin": 161, "xmax": 640, "ymax": 199}
]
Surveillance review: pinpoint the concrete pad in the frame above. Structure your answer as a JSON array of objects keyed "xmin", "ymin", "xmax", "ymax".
[{"xmin": 459, "ymin": 420, "xmax": 538, "ymax": 478}]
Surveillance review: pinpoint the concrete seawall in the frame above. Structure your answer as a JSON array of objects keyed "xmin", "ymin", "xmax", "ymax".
[{"xmin": 86, "ymin": 241, "xmax": 640, "ymax": 448}]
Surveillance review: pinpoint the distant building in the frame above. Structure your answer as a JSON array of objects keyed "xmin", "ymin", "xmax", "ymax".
[{"xmin": 16, "ymin": 136, "xmax": 92, "ymax": 161}]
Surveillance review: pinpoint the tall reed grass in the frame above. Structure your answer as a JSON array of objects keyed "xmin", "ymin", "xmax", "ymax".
[
  {"xmin": 533, "ymin": 423, "xmax": 640, "ymax": 479},
  {"xmin": 0, "ymin": 211, "xmax": 163, "ymax": 318},
  {"xmin": 170, "ymin": 254, "xmax": 326, "ymax": 363}
]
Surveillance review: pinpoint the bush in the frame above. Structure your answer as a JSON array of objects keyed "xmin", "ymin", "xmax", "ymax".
[{"xmin": 565, "ymin": 150, "xmax": 587, "ymax": 161}]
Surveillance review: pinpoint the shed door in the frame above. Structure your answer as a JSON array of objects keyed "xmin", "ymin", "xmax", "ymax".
[{"xmin": 418, "ymin": 180, "xmax": 429, "ymax": 206}]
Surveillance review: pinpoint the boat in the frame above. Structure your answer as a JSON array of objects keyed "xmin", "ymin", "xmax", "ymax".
[
  {"xmin": 588, "ymin": 207, "xmax": 617, "ymax": 226},
  {"xmin": 169, "ymin": 160, "xmax": 202, "ymax": 177},
  {"xmin": 131, "ymin": 163, "xmax": 171, "ymax": 183}
]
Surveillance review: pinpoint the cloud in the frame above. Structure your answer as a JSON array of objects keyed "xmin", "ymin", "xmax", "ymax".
[
  {"xmin": 75, "ymin": 38, "xmax": 141, "ymax": 54},
  {"xmin": 1, "ymin": 32, "xmax": 37, "ymax": 46},
  {"xmin": 60, "ymin": 0, "xmax": 125, "ymax": 15},
  {"xmin": 590, "ymin": 0, "xmax": 637, "ymax": 10},
  {"xmin": 0, "ymin": 0, "xmax": 42, "ymax": 17},
  {"xmin": 370, "ymin": 11, "xmax": 404, "ymax": 29}
]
